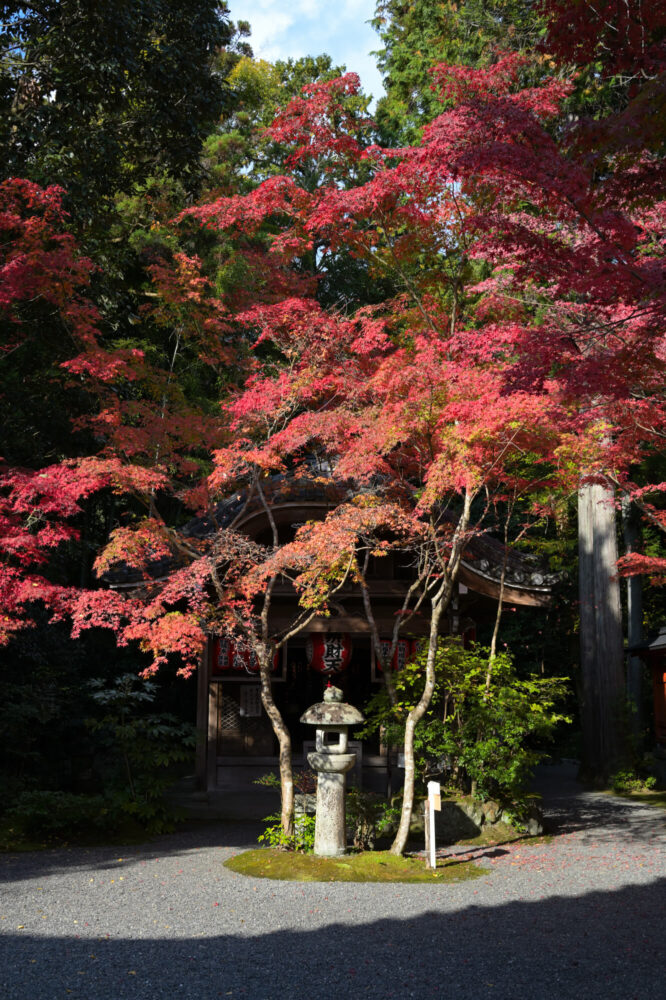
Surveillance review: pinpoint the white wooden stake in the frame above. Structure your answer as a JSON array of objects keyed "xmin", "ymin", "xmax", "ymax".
[
  {"xmin": 428, "ymin": 797, "xmax": 436, "ymax": 869},
  {"xmin": 423, "ymin": 799, "xmax": 431, "ymax": 868},
  {"xmin": 427, "ymin": 780, "xmax": 440, "ymax": 870}
]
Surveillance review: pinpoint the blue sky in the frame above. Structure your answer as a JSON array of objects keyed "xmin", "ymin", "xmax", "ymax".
[{"xmin": 228, "ymin": 0, "xmax": 385, "ymax": 105}]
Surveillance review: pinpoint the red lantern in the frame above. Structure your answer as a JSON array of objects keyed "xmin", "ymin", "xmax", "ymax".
[
  {"xmin": 306, "ymin": 633, "xmax": 352, "ymax": 674},
  {"xmin": 212, "ymin": 639, "xmax": 279, "ymax": 676},
  {"xmin": 376, "ymin": 638, "xmax": 419, "ymax": 672},
  {"xmin": 212, "ymin": 637, "xmax": 234, "ymax": 675}
]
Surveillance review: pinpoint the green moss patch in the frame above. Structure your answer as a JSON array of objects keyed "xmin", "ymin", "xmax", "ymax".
[
  {"xmin": 224, "ymin": 848, "xmax": 488, "ymax": 883},
  {"xmin": 457, "ymin": 821, "xmax": 520, "ymax": 847}
]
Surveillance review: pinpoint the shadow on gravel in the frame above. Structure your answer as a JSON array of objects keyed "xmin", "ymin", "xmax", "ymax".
[
  {"xmin": 534, "ymin": 765, "xmax": 665, "ymax": 844},
  {"xmin": 0, "ymin": 821, "xmax": 264, "ymax": 885},
  {"xmin": 545, "ymin": 792, "xmax": 666, "ymax": 843},
  {"xmin": 1, "ymin": 878, "xmax": 664, "ymax": 1000}
]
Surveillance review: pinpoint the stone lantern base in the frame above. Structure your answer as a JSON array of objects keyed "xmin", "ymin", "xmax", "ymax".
[{"xmin": 307, "ymin": 751, "xmax": 356, "ymax": 856}]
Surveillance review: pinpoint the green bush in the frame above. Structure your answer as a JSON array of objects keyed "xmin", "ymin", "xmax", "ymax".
[
  {"xmin": 363, "ymin": 640, "xmax": 570, "ymax": 817},
  {"xmin": 86, "ymin": 674, "xmax": 196, "ymax": 834},
  {"xmin": 5, "ymin": 790, "xmax": 108, "ymax": 839},
  {"xmin": 611, "ymin": 769, "xmax": 657, "ymax": 794},
  {"xmin": 259, "ymin": 812, "xmax": 316, "ymax": 852},
  {"xmin": 345, "ymin": 789, "xmax": 401, "ymax": 850}
]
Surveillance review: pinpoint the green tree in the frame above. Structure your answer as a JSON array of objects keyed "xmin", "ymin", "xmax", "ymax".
[
  {"xmin": 372, "ymin": 0, "xmax": 543, "ymax": 142},
  {"xmin": 204, "ymin": 52, "xmax": 371, "ymax": 196},
  {"xmin": 0, "ymin": 4, "xmax": 247, "ymax": 476},
  {"xmin": 198, "ymin": 50, "xmax": 393, "ymax": 312},
  {"xmin": 363, "ymin": 641, "xmax": 570, "ymax": 816},
  {"xmin": 0, "ymin": 1, "xmax": 232, "ymax": 231}
]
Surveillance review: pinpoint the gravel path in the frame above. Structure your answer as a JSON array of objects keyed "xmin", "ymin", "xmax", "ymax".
[{"xmin": 1, "ymin": 765, "xmax": 664, "ymax": 1000}]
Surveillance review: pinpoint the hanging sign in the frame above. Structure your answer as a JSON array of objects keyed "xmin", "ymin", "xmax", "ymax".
[
  {"xmin": 240, "ymin": 685, "xmax": 263, "ymax": 717},
  {"xmin": 306, "ymin": 633, "xmax": 352, "ymax": 674}
]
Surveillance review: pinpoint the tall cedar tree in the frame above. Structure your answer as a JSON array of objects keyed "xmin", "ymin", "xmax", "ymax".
[{"xmin": 372, "ymin": 0, "xmax": 543, "ymax": 142}]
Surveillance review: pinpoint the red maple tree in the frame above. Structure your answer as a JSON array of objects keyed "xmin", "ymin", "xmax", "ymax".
[
  {"xmin": 176, "ymin": 29, "xmax": 664, "ymax": 820},
  {"xmin": 2, "ymin": 0, "xmax": 664, "ymax": 838}
]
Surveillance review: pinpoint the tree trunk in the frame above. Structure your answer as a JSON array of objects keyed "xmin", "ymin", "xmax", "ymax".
[
  {"xmin": 485, "ymin": 517, "xmax": 509, "ymax": 697},
  {"xmin": 259, "ymin": 654, "xmax": 294, "ymax": 836},
  {"xmin": 390, "ymin": 594, "xmax": 445, "ymax": 856},
  {"xmin": 578, "ymin": 480, "xmax": 628, "ymax": 783},
  {"xmin": 389, "ymin": 492, "xmax": 472, "ymax": 854},
  {"xmin": 622, "ymin": 497, "xmax": 644, "ymax": 748}
]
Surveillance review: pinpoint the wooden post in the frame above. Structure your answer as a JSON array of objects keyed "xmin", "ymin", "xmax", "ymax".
[
  {"xmin": 427, "ymin": 780, "xmax": 439, "ymax": 869},
  {"xmin": 206, "ymin": 669, "xmax": 218, "ymax": 793},
  {"xmin": 195, "ymin": 643, "xmax": 209, "ymax": 790},
  {"xmin": 578, "ymin": 481, "xmax": 628, "ymax": 781},
  {"xmin": 622, "ymin": 498, "xmax": 644, "ymax": 744}
]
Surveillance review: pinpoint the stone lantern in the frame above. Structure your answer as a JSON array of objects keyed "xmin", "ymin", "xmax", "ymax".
[{"xmin": 300, "ymin": 684, "xmax": 364, "ymax": 857}]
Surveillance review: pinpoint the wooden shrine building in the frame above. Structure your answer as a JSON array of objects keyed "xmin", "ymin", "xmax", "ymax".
[{"xmin": 182, "ymin": 484, "xmax": 558, "ymax": 793}]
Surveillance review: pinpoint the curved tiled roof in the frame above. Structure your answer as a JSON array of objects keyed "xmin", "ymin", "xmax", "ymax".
[{"xmin": 104, "ymin": 474, "xmax": 561, "ymax": 603}]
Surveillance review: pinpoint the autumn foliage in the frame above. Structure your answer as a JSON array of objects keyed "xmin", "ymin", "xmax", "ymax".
[{"xmin": 1, "ymin": 0, "xmax": 665, "ymax": 837}]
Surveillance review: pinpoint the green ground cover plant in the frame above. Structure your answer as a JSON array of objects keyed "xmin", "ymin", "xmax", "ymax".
[
  {"xmin": 258, "ymin": 812, "xmax": 316, "ymax": 852},
  {"xmin": 224, "ymin": 849, "xmax": 488, "ymax": 883}
]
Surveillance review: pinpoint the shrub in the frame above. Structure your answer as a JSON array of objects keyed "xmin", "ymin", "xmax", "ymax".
[
  {"xmin": 5, "ymin": 790, "xmax": 108, "ymax": 839},
  {"xmin": 345, "ymin": 789, "xmax": 401, "ymax": 850},
  {"xmin": 86, "ymin": 674, "xmax": 196, "ymax": 834},
  {"xmin": 611, "ymin": 769, "xmax": 657, "ymax": 794},
  {"xmin": 259, "ymin": 812, "xmax": 316, "ymax": 852},
  {"xmin": 363, "ymin": 639, "xmax": 570, "ymax": 816}
]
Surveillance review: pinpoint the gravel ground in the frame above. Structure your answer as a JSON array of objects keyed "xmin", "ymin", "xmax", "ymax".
[{"xmin": 1, "ymin": 764, "xmax": 664, "ymax": 1000}]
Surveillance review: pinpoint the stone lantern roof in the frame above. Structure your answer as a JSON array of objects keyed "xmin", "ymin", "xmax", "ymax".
[{"xmin": 300, "ymin": 685, "xmax": 364, "ymax": 727}]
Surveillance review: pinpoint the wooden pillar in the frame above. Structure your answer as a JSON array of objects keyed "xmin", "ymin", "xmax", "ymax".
[
  {"xmin": 578, "ymin": 481, "xmax": 627, "ymax": 781},
  {"xmin": 206, "ymin": 676, "xmax": 219, "ymax": 793},
  {"xmin": 622, "ymin": 498, "xmax": 644, "ymax": 744},
  {"xmin": 195, "ymin": 641, "xmax": 209, "ymax": 790},
  {"xmin": 195, "ymin": 637, "xmax": 219, "ymax": 793}
]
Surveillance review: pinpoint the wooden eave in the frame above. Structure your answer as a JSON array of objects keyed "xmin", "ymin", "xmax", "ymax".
[
  {"xmin": 105, "ymin": 495, "xmax": 556, "ymax": 610},
  {"xmin": 459, "ymin": 561, "xmax": 552, "ymax": 608}
]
